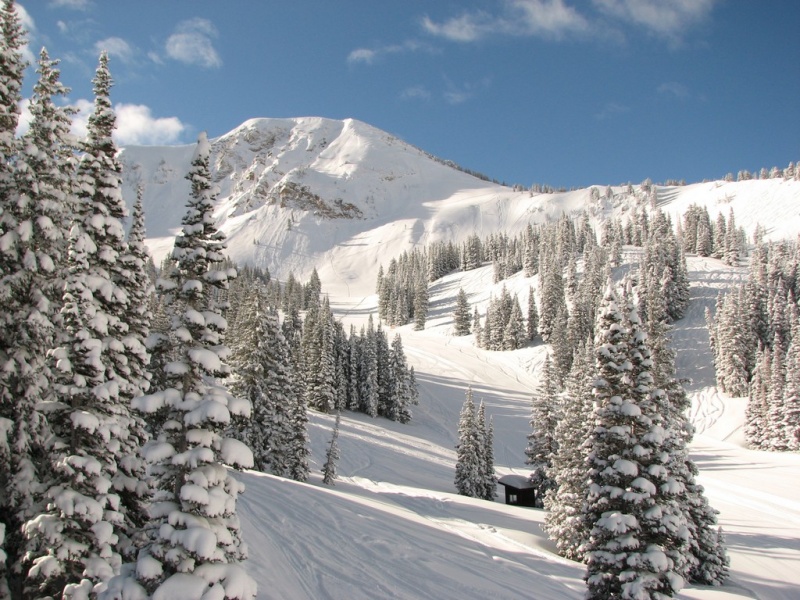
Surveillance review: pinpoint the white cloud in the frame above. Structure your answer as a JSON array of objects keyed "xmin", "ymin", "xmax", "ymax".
[
  {"xmin": 657, "ymin": 81, "xmax": 690, "ymax": 99},
  {"xmin": 49, "ymin": 0, "xmax": 91, "ymax": 9},
  {"xmin": 422, "ymin": 0, "xmax": 588, "ymax": 42},
  {"xmin": 595, "ymin": 101, "xmax": 629, "ymax": 120},
  {"xmin": 69, "ymin": 99, "xmax": 187, "ymax": 145},
  {"xmin": 94, "ymin": 36, "xmax": 134, "ymax": 64},
  {"xmin": 147, "ymin": 51, "xmax": 164, "ymax": 65},
  {"xmin": 401, "ymin": 85, "xmax": 431, "ymax": 101},
  {"xmin": 165, "ymin": 17, "xmax": 222, "ymax": 68},
  {"xmin": 592, "ymin": 0, "xmax": 718, "ymax": 40},
  {"xmin": 347, "ymin": 40, "xmax": 434, "ymax": 66},
  {"xmin": 443, "ymin": 77, "xmax": 491, "ymax": 105},
  {"xmin": 347, "ymin": 48, "xmax": 377, "ymax": 65}
]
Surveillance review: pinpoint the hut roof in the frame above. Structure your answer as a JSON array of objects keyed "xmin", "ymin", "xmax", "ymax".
[{"xmin": 497, "ymin": 474, "xmax": 535, "ymax": 490}]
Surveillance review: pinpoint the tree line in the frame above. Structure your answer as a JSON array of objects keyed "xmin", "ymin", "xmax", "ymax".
[{"xmin": 708, "ymin": 234, "xmax": 800, "ymax": 451}]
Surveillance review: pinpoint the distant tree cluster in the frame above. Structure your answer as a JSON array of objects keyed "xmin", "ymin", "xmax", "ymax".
[
  {"xmin": 707, "ymin": 237, "xmax": 800, "ymax": 451},
  {"xmin": 376, "ymin": 248, "xmax": 434, "ymax": 329},
  {"xmin": 454, "ymin": 388, "xmax": 496, "ymax": 500},
  {"xmin": 474, "ymin": 285, "xmax": 527, "ymax": 351},
  {"xmin": 727, "ymin": 161, "xmax": 799, "ymax": 183},
  {"xmin": 303, "ymin": 303, "xmax": 419, "ymax": 423},
  {"xmin": 680, "ymin": 204, "xmax": 747, "ymax": 265}
]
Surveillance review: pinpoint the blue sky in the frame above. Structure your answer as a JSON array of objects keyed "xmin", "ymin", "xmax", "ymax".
[{"xmin": 17, "ymin": 0, "xmax": 800, "ymax": 188}]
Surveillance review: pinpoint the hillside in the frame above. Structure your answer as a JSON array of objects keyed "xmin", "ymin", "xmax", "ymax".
[
  {"xmin": 120, "ymin": 116, "xmax": 800, "ymax": 298},
  {"xmin": 119, "ymin": 118, "xmax": 800, "ymax": 600}
]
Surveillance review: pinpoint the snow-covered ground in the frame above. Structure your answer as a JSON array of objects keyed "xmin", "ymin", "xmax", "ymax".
[{"xmin": 124, "ymin": 117, "xmax": 800, "ymax": 599}]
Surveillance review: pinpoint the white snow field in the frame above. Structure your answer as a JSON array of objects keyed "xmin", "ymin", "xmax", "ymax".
[{"xmin": 122, "ymin": 117, "xmax": 800, "ymax": 599}]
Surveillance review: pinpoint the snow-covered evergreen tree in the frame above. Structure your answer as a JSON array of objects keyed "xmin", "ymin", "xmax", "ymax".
[
  {"xmin": 644, "ymin": 278, "xmax": 729, "ymax": 585},
  {"xmin": 782, "ymin": 325, "xmax": 800, "ymax": 451},
  {"xmin": 0, "ymin": 43, "xmax": 75, "ymax": 595},
  {"xmin": 582, "ymin": 283, "xmax": 688, "ymax": 600},
  {"xmin": 131, "ymin": 132, "xmax": 256, "ymax": 599},
  {"xmin": 302, "ymin": 297, "xmax": 337, "ymax": 413},
  {"xmin": 525, "ymin": 354, "xmax": 559, "ymax": 506},
  {"xmin": 387, "ymin": 334, "xmax": 416, "ymax": 423},
  {"xmin": 413, "ymin": 272, "xmax": 428, "ymax": 331},
  {"xmin": 228, "ymin": 288, "xmax": 307, "ymax": 479},
  {"xmin": 454, "ymin": 387, "xmax": 482, "ymax": 498},
  {"xmin": 359, "ymin": 317, "xmax": 379, "ymax": 418},
  {"xmin": 322, "ymin": 412, "xmax": 342, "ymax": 486},
  {"xmin": 526, "ymin": 287, "xmax": 539, "ymax": 342},
  {"xmin": 24, "ymin": 52, "xmax": 152, "ymax": 598},
  {"xmin": 453, "ymin": 287, "xmax": 471, "ymax": 336},
  {"xmin": 543, "ymin": 341, "xmax": 594, "ymax": 560},
  {"xmin": 481, "ymin": 411, "xmax": 497, "ymax": 501}
]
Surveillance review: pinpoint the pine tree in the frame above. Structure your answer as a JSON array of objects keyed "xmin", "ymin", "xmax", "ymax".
[
  {"xmin": 130, "ymin": 133, "xmax": 256, "ymax": 599},
  {"xmin": 472, "ymin": 307, "xmax": 483, "ymax": 346},
  {"xmin": 454, "ymin": 387, "xmax": 482, "ymax": 498},
  {"xmin": 302, "ymin": 297, "xmax": 337, "ymax": 413},
  {"xmin": 453, "ymin": 287, "xmax": 472, "ymax": 336},
  {"xmin": 413, "ymin": 273, "xmax": 428, "ymax": 331},
  {"xmin": 24, "ymin": 52, "xmax": 152, "ymax": 598},
  {"xmin": 538, "ymin": 256, "xmax": 566, "ymax": 343},
  {"xmin": 387, "ymin": 334, "xmax": 416, "ymax": 423},
  {"xmin": 645, "ymin": 281, "xmax": 728, "ymax": 585},
  {"xmin": 543, "ymin": 341, "xmax": 594, "ymax": 560},
  {"xmin": 525, "ymin": 354, "xmax": 559, "ymax": 506},
  {"xmin": 582, "ymin": 283, "xmax": 688, "ymax": 600},
  {"xmin": 745, "ymin": 347, "xmax": 771, "ymax": 449},
  {"xmin": 782, "ymin": 322, "xmax": 800, "ymax": 451},
  {"xmin": 0, "ymin": 43, "xmax": 76, "ymax": 595},
  {"xmin": 322, "ymin": 412, "xmax": 342, "ymax": 485},
  {"xmin": 228, "ymin": 289, "xmax": 306, "ymax": 479},
  {"xmin": 481, "ymin": 412, "xmax": 497, "ymax": 501},
  {"xmin": 526, "ymin": 287, "xmax": 539, "ymax": 342}
]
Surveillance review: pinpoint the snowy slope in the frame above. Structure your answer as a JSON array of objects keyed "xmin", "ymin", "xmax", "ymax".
[
  {"xmin": 236, "ymin": 259, "xmax": 800, "ymax": 600},
  {"xmin": 120, "ymin": 116, "xmax": 800, "ymax": 298},
  {"xmin": 119, "ymin": 117, "xmax": 800, "ymax": 599}
]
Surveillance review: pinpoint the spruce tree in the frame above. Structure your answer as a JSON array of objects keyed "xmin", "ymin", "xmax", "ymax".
[
  {"xmin": 322, "ymin": 412, "xmax": 342, "ymax": 485},
  {"xmin": 525, "ymin": 354, "xmax": 559, "ymax": 506},
  {"xmin": 543, "ymin": 341, "xmax": 594, "ymax": 560},
  {"xmin": 645, "ymin": 280, "xmax": 728, "ymax": 585},
  {"xmin": 453, "ymin": 287, "xmax": 472, "ymax": 336},
  {"xmin": 454, "ymin": 388, "xmax": 481, "ymax": 498},
  {"xmin": 479, "ymin": 406, "xmax": 497, "ymax": 501},
  {"xmin": 388, "ymin": 334, "xmax": 416, "ymax": 423},
  {"xmin": 24, "ymin": 52, "xmax": 146, "ymax": 598},
  {"xmin": 582, "ymin": 283, "xmax": 688, "ymax": 600},
  {"xmin": 413, "ymin": 273, "xmax": 428, "ymax": 331},
  {"xmin": 782, "ymin": 326, "xmax": 800, "ymax": 451},
  {"xmin": 229, "ymin": 289, "xmax": 306, "ymax": 479},
  {"xmin": 526, "ymin": 287, "xmax": 539, "ymax": 342},
  {"xmin": 0, "ymin": 44, "xmax": 77, "ymax": 595},
  {"xmin": 131, "ymin": 133, "xmax": 256, "ymax": 599},
  {"xmin": 359, "ymin": 317, "xmax": 379, "ymax": 417}
]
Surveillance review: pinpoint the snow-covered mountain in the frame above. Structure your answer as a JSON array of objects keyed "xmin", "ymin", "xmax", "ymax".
[
  {"xmin": 120, "ymin": 116, "xmax": 800, "ymax": 299},
  {"xmin": 120, "ymin": 117, "xmax": 800, "ymax": 600}
]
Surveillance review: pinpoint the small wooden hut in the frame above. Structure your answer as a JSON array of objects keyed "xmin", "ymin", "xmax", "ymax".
[{"xmin": 497, "ymin": 474, "xmax": 537, "ymax": 507}]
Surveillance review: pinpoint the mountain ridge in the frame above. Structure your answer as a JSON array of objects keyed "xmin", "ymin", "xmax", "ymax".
[{"xmin": 118, "ymin": 116, "xmax": 800, "ymax": 298}]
